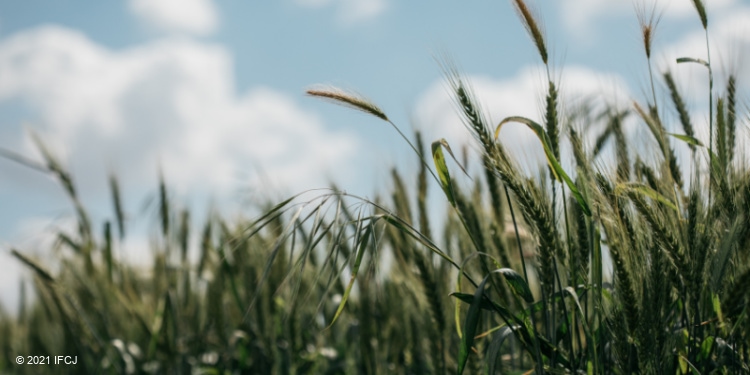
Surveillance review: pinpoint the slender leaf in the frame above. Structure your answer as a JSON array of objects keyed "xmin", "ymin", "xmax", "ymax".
[
  {"xmin": 676, "ymin": 57, "xmax": 709, "ymax": 68},
  {"xmin": 457, "ymin": 272, "xmax": 491, "ymax": 375},
  {"xmin": 496, "ymin": 116, "xmax": 591, "ymax": 216},
  {"xmin": 616, "ymin": 182, "xmax": 678, "ymax": 212},
  {"xmin": 327, "ymin": 220, "xmax": 375, "ymax": 327},
  {"xmin": 668, "ymin": 132, "xmax": 704, "ymax": 147}
]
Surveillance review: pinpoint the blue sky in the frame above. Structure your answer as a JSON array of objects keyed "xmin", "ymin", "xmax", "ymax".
[{"xmin": 0, "ymin": 0, "xmax": 749, "ymax": 309}]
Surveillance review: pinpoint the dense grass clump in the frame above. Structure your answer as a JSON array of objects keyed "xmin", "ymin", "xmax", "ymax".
[{"xmin": 2, "ymin": 0, "xmax": 750, "ymax": 374}]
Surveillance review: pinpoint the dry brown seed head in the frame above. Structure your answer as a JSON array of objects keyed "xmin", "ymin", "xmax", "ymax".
[{"xmin": 635, "ymin": 2, "xmax": 661, "ymax": 59}]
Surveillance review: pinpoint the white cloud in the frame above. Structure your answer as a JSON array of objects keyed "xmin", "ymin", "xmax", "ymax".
[
  {"xmin": 295, "ymin": 0, "xmax": 387, "ymax": 24},
  {"xmin": 129, "ymin": 0, "xmax": 219, "ymax": 35},
  {"xmin": 0, "ymin": 25, "xmax": 361, "ymax": 199}
]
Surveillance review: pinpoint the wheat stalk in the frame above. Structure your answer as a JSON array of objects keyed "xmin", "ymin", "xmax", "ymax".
[
  {"xmin": 664, "ymin": 72, "xmax": 696, "ymax": 152},
  {"xmin": 511, "ymin": 0, "xmax": 547, "ymax": 65}
]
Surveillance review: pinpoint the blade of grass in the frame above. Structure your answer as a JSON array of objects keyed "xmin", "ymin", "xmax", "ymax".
[{"xmin": 326, "ymin": 218, "xmax": 375, "ymax": 328}]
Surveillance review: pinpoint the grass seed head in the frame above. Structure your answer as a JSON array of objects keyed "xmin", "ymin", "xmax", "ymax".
[
  {"xmin": 663, "ymin": 71, "xmax": 696, "ymax": 152},
  {"xmin": 306, "ymin": 86, "xmax": 388, "ymax": 121},
  {"xmin": 691, "ymin": 0, "xmax": 708, "ymax": 29},
  {"xmin": 635, "ymin": 2, "xmax": 661, "ymax": 59}
]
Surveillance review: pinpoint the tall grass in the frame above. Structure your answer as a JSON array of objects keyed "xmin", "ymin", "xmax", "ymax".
[{"xmin": 1, "ymin": 0, "xmax": 749, "ymax": 374}]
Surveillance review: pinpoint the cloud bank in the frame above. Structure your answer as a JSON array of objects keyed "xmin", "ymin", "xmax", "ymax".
[{"xmin": 0, "ymin": 26, "xmax": 360, "ymax": 199}]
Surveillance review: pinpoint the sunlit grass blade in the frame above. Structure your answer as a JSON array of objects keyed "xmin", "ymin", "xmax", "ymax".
[
  {"xmin": 615, "ymin": 182, "xmax": 678, "ymax": 212},
  {"xmin": 432, "ymin": 139, "xmax": 456, "ymax": 208},
  {"xmin": 668, "ymin": 133, "xmax": 703, "ymax": 147}
]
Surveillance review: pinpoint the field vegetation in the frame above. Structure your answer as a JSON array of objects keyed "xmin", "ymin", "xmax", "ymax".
[{"xmin": 1, "ymin": 0, "xmax": 749, "ymax": 373}]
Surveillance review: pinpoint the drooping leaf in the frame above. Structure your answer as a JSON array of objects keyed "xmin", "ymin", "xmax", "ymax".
[
  {"xmin": 676, "ymin": 57, "xmax": 709, "ymax": 68},
  {"xmin": 495, "ymin": 116, "xmax": 591, "ymax": 216},
  {"xmin": 498, "ymin": 268, "xmax": 534, "ymax": 303}
]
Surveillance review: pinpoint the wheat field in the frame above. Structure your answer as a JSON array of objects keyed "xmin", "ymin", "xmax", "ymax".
[{"xmin": 1, "ymin": 0, "xmax": 749, "ymax": 374}]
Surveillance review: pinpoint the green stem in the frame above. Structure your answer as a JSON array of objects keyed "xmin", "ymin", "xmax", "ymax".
[
  {"xmin": 705, "ymin": 29, "xmax": 714, "ymax": 205},
  {"xmin": 504, "ymin": 186, "xmax": 543, "ymax": 374}
]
